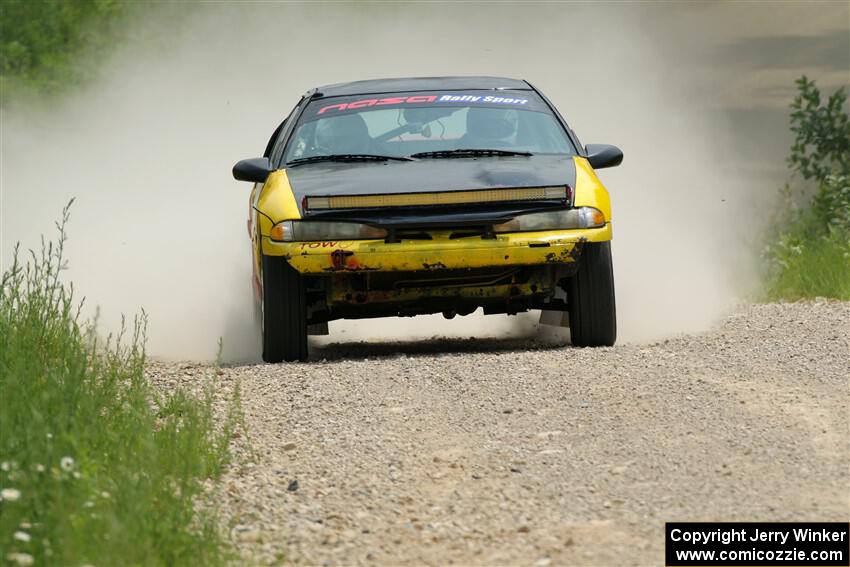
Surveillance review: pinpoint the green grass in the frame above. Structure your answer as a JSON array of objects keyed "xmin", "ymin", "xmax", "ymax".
[
  {"xmin": 0, "ymin": 203, "xmax": 238, "ymax": 566},
  {"xmin": 764, "ymin": 230, "xmax": 850, "ymax": 301},
  {"xmin": 762, "ymin": 174, "xmax": 850, "ymax": 302}
]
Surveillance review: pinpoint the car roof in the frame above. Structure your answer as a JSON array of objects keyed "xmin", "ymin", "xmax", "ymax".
[{"xmin": 314, "ymin": 76, "xmax": 532, "ymax": 97}]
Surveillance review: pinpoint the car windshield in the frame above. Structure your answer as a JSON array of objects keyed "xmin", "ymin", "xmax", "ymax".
[{"xmin": 283, "ymin": 90, "xmax": 574, "ymax": 164}]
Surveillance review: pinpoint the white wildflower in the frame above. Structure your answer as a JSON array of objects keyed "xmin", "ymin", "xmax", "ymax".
[
  {"xmin": 72, "ymin": 472, "xmax": 81, "ymax": 479},
  {"xmin": 13, "ymin": 531, "xmax": 31, "ymax": 543},
  {"xmin": 60, "ymin": 456, "xmax": 75, "ymax": 472},
  {"xmin": 6, "ymin": 553, "xmax": 34, "ymax": 566},
  {"xmin": 1, "ymin": 488, "xmax": 21, "ymax": 501},
  {"xmin": 100, "ymin": 491, "xmax": 111, "ymax": 499},
  {"xmin": 19, "ymin": 522, "xmax": 31, "ymax": 530},
  {"xmin": 35, "ymin": 464, "xmax": 45, "ymax": 473},
  {"xmin": 0, "ymin": 461, "xmax": 10, "ymax": 472},
  {"xmin": 83, "ymin": 500, "xmax": 94, "ymax": 508}
]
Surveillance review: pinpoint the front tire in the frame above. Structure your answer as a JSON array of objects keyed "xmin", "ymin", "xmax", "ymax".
[
  {"xmin": 566, "ymin": 241, "xmax": 617, "ymax": 347},
  {"xmin": 261, "ymin": 255, "xmax": 308, "ymax": 362}
]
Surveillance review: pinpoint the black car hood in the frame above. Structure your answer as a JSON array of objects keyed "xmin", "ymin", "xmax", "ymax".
[
  {"xmin": 286, "ymin": 154, "xmax": 575, "ymax": 200},
  {"xmin": 285, "ymin": 155, "xmax": 577, "ymax": 227}
]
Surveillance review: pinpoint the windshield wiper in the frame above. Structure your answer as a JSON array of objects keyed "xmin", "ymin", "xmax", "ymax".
[
  {"xmin": 287, "ymin": 154, "xmax": 413, "ymax": 166},
  {"xmin": 409, "ymin": 148, "xmax": 533, "ymax": 159}
]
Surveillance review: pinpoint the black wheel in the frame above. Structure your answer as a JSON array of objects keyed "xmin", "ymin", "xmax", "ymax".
[
  {"xmin": 261, "ymin": 255, "xmax": 308, "ymax": 362},
  {"xmin": 566, "ymin": 241, "xmax": 617, "ymax": 347},
  {"xmin": 251, "ymin": 274, "xmax": 263, "ymax": 360}
]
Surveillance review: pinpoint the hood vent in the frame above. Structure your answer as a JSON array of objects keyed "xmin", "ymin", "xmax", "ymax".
[{"xmin": 305, "ymin": 186, "xmax": 569, "ymax": 211}]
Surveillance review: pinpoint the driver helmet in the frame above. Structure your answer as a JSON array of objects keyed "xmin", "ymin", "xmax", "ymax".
[
  {"xmin": 315, "ymin": 114, "xmax": 372, "ymax": 154},
  {"xmin": 465, "ymin": 107, "xmax": 519, "ymax": 144}
]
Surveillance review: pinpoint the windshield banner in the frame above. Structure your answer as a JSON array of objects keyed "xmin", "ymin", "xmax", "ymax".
[{"xmin": 304, "ymin": 91, "xmax": 547, "ymax": 121}]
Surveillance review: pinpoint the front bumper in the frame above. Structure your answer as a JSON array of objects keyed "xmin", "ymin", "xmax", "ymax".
[{"xmin": 261, "ymin": 224, "xmax": 612, "ymax": 274}]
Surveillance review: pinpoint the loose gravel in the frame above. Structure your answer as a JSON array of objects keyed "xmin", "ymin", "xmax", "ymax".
[{"xmin": 147, "ymin": 301, "xmax": 849, "ymax": 566}]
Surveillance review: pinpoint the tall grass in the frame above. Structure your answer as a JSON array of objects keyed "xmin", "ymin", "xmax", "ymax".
[
  {"xmin": 763, "ymin": 173, "xmax": 850, "ymax": 301},
  {"xmin": 764, "ymin": 225, "xmax": 850, "ymax": 300},
  {"xmin": 0, "ymin": 202, "xmax": 237, "ymax": 566}
]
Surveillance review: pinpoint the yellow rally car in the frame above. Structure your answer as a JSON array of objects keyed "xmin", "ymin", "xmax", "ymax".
[{"xmin": 233, "ymin": 76, "xmax": 623, "ymax": 362}]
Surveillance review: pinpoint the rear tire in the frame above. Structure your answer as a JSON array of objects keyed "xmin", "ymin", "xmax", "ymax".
[
  {"xmin": 261, "ymin": 255, "xmax": 308, "ymax": 362},
  {"xmin": 566, "ymin": 241, "xmax": 617, "ymax": 347}
]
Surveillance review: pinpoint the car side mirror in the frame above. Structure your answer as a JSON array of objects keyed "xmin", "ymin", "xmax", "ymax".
[
  {"xmin": 585, "ymin": 144, "xmax": 623, "ymax": 169},
  {"xmin": 232, "ymin": 157, "xmax": 272, "ymax": 183}
]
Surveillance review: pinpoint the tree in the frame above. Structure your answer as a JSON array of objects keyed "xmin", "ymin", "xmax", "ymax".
[
  {"xmin": 785, "ymin": 77, "xmax": 850, "ymax": 235},
  {"xmin": 788, "ymin": 76, "xmax": 850, "ymax": 183}
]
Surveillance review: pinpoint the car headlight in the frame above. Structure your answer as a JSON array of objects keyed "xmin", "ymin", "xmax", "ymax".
[
  {"xmin": 270, "ymin": 221, "xmax": 388, "ymax": 242},
  {"xmin": 493, "ymin": 207, "xmax": 606, "ymax": 233}
]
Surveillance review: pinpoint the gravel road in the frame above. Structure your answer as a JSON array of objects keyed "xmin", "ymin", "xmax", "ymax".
[{"xmin": 148, "ymin": 301, "xmax": 849, "ymax": 565}]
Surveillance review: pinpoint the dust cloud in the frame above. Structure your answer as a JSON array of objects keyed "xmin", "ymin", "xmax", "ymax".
[{"xmin": 2, "ymin": 3, "xmax": 845, "ymax": 361}]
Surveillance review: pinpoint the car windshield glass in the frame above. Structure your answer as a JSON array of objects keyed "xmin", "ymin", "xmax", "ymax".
[{"xmin": 284, "ymin": 90, "xmax": 574, "ymax": 164}]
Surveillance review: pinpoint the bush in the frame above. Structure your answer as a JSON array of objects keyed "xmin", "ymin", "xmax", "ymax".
[
  {"xmin": 0, "ymin": 203, "xmax": 236, "ymax": 566},
  {"xmin": 763, "ymin": 77, "xmax": 850, "ymax": 300},
  {"xmin": 0, "ymin": 0, "xmax": 131, "ymax": 96}
]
